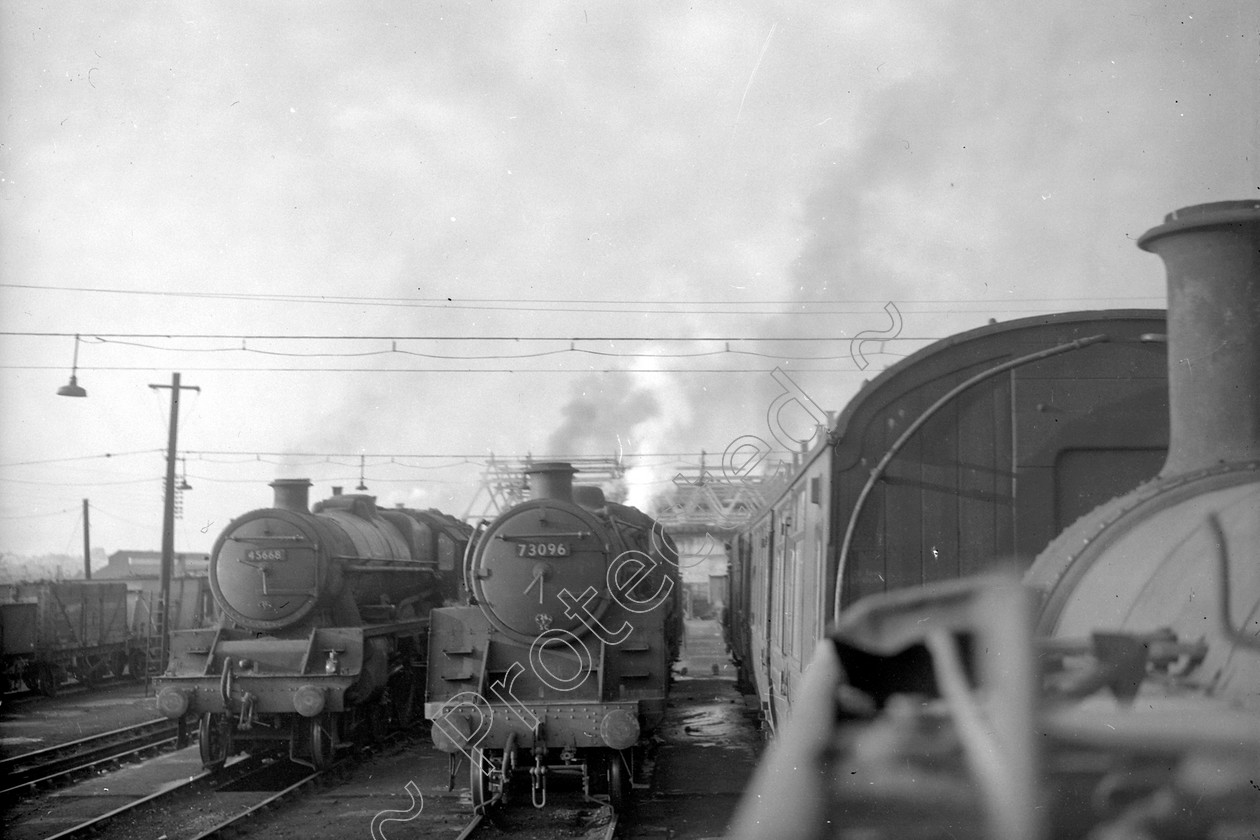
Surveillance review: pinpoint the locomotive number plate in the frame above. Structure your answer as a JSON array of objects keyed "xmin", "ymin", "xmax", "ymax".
[
  {"xmin": 245, "ymin": 548, "xmax": 287, "ymax": 562},
  {"xmin": 516, "ymin": 542, "xmax": 570, "ymax": 558}
]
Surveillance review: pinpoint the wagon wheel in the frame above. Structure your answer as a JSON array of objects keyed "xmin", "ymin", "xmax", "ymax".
[
  {"xmin": 309, "ymin": 714, "xmax": 338, "ymax": 770},
  {"xmin": 389, "ymin": 667, "xmax": 417, "ymax": 728},
  {"xmin": 36, "ymin": 663, "xmax": 59, "ymax": 697},
  {"xmin": 607, "ymin": 751, "xmax": 629, "ymax": 811},
  {"xmin": 198, "ymin": 713, "xmax": 232, "ymax": 770},
  {"xmin": 72, "ymin": 656, "xmax": 101, "ymax": 688},
  {"xmin": 111, "ymin": 651, "xmax": 129, "ymax": 679},
  {"xmin": 127, "ymin": 648, "xmax": 148, "ymax": 681},
  {"xmin": 20, "ymin": 664, "xmax": 39, "ymax": 693}
]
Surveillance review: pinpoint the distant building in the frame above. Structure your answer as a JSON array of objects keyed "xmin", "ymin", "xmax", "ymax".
[
  {"xmin": 96, "ymin": 550, "xmax": 210, "ymax": 579},
  {"xmin": 670, "ymin": 529, "xmax": 730, "ymax": 621}
]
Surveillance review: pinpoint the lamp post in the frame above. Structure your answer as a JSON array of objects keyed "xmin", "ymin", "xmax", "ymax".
[
  {"xmin": 149, "ymin": 373, "xmax": 200, "ymax": 674},
  {"xmin": 57, "ymin": 334, "xmax": 88, "ymax": 397},
  {"xmin": 82, "ymin": 499, "xmax": 91, "ymax": 580}
]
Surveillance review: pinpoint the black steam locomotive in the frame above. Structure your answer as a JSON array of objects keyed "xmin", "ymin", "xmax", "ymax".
[
  {"xmin": 424, "ymin": 462, "xmax": 682, "ymax": 813},
  {"xmin": 728, "ymin": 200, "xmax": 1259, "ymax": 838},
  {"xmin": 155, "ymin": 480, "xmax": 472, "ymax": 769}
]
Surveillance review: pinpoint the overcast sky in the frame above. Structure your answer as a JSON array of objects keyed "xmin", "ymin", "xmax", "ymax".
[{"xmin": 1, "ymin": 1, "xmax": 1257, "ymax": 562}]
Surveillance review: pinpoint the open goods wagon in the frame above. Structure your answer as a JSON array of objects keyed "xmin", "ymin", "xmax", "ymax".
[{"xmin": 1, "ymin": 580, "xmax": 132, "ymax": 695}]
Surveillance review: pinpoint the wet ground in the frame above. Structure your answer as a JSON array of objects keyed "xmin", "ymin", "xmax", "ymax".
[
  {"xmin": 629, "ymin": 619, "xmax": 763, "ymax": 840},
  {"xmin": 1, "ymin": 620, "xmax": 764, "ymax": 839}
]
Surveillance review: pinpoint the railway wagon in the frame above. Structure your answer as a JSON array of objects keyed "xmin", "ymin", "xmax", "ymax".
[
  {"xmin": 727, "ymin": 308, "xmax": 1169, "ymax": 733},
  {"xmin": 0, "ymin": 579, "xmax": 132, "ymax": 695},
  {"xmin": 729, "ymin": 200, "xmax": 1259, "ymax": 839},
  {"xmin": 123, "ymin": 575, "xmax": 216, "ymax": 678},
  {"xmin": 155, "ymin": 480, "xmax": 473, "ymax": 769},
  {"xmin": 425, "ymin": 462, "xmax": 681, "ymax": 814}
]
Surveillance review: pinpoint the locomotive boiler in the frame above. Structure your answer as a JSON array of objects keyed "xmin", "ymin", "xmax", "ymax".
[
  {"xmin": 729, "ymin": 200, "xmax": 1259, "ymax": 839},
  {"xmin": 424, "ymin": 462, "xmax": 681, "ymax": 813},
  {"xmin": 155, "ymin": 480, "xmax": 471, "ymax": 769}
]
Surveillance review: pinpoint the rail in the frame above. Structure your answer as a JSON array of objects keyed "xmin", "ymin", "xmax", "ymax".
[{"xmin": 0, "ymin": 718, "xmax": 182, "ymax": 797}]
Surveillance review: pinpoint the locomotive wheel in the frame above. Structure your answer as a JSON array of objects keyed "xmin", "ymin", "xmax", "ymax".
[
  {"xmin": 607, "ymin": 751, "xmax": 629, "ymax": 811},
  {"xmin": 309, "ymin": 714, "xmax": 337, "ymax": 770},
  {"xmin": 369, "ymin": 702, "xmax": 390, "ymax": 743},
  {"xmin": 469, "ymin": 747, "xmax": 494, "ymax": 814},
  {"xmin": 389, "ymin": 668, "xmax": 416, "ymax": 728},
  {"xmin": 199, "ymin": 713, "xmax": 232, "ymax": 770},
  {"xmin": 499, "ymin": 748, "xmax": 517, "ymax": 806},
  {"xmin": 352, "ymin": 704, "xmax": 388, "ymax": 746}
]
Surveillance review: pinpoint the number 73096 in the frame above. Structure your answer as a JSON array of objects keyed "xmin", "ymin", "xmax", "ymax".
[{"xmin": 516, "ymin": 542, "xmax": 570, "ymax": 557}]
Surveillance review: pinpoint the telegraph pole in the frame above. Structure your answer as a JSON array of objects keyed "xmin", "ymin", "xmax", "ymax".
[
  {"xmin": 149, "ymin": 373, "xmax": 200, "ymax": 673},
  {"xmin": 82, "ymin": 499, "xmax": 91, "ymax": 580}
]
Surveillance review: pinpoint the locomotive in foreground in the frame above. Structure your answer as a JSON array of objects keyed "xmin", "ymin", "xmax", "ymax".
[
  {"xmin": 155, "ymin": 480, "xmax": 472, "ymax": 769},
  {"xmin": 729, "ymin": 200, "xmax": 1259, "ymax": 839},
  {"xmin": 424, "ymin": 462, "xmax": 681, "ymax": 813}
]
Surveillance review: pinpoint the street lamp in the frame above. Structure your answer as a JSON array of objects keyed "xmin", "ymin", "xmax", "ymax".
[
  {"xmin": 57, "ymin": 334, "xmax": 87, "ymax": 397},
  {"xmin": 58, "ymin": 361, "xmax": 200, "ymax": 676}
]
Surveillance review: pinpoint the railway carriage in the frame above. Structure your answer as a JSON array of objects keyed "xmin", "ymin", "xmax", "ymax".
[
  {"xmin": 729, "ymin": 200, "xmax": 1259, "ymax": 839},
  {"xmin": 730, "ymin": 308, "xmax": 1170, "ymax": 733}
]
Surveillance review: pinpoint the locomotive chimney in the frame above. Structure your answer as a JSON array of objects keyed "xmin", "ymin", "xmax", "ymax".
[
  {"xmin": 1138, "ymin": 200, "xmax": 1260, "ymax": 476},
  {"xmin": 270, "ymin": 478, "xmax": 312, "ymax": 512},
  {"xmin": 526, "ymin": 462, "xmax": 578, "ymax": 502}
]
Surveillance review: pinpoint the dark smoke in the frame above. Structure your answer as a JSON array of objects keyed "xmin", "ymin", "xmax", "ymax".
[{"xmin": 546, "ymin": 373, "xmax": 662, "ymax": 456}]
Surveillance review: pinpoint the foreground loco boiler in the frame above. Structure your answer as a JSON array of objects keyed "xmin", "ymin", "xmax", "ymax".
[
  {"xmin": 730, "ymin": 200, "xmax": 1259, "ymax": 839},
  {"xmin": 156, "ymin": 480, "xmax": 471, "ymax": 769},
  {"xmin": 425, "ymin": 462, "xmax": 681, "ymax": 813}
]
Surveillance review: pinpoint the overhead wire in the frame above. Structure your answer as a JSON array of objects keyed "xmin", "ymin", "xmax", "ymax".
[
  {"xmin": 2, "ymin": 360, "xmax": 908, "ymax": 374},
  {"xmin": 3, "ymin": 329, "xmax": 1132, "ymax": 341},
  {"xmin": 0, "ymin": 450, "xmax": 162, "ymax": 468},
  {"xmin": 0, "ymin": 283, "xmax": 1163, "ymax": 315}
]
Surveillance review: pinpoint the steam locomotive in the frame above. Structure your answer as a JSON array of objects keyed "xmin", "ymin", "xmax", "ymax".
[
  {"xmin": 155, "ymin": 480, "xmax": 472, "ymax": 769},
  {"xmin": 424, "ymin": 462, "xmax": 682, "ymax": 813},
  {"xmin": 728, "ymin": 200, "xmax": 1259, "ymax": 838}
]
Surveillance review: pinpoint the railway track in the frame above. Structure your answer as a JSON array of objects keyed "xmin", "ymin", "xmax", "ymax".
[
  {"xmin": 39, "ymin": 765, "xmax": 214, "ymax": 840},
  {"xmin": 0, "ymin": 718, "xmax": 183, "ymax": 798},
  {"xmin": 452, "ymin": 797, "xmax": 620, "ymax": 840},
  {"xmin": 453, "ymin": 808, "xmax": 618, "ymax": 840},
  {"xmin": 183, "ymin": 760, "xmax": 329, "ymax": 840},
  {"xmin": 12, "ymin": 752, "xmax": 331, "ymax": 840}
]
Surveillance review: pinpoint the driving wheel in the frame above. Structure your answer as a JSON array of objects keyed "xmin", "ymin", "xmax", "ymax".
[
  {"xmin": 309, "ymin": 713, "xmax": 337, "ymax": 769},
  {"xmin": 199, "ymin": 712, "xmax": 232, "ymax": 770}
]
